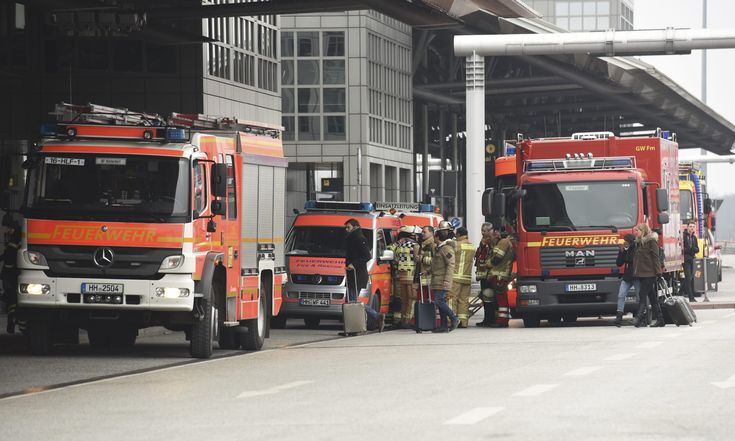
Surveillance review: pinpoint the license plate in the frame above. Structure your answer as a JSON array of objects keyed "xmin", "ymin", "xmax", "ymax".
[
  {"xmin": 299, "ymin": 298, "xmax": 330, "ymax": 307},
  {"xmin": 565, "ymin": 283, "xmax": 596, "ymax": 292},
  {"xmin": 81, "ymin": 283, "xmax": 124, "ymax": 294}
]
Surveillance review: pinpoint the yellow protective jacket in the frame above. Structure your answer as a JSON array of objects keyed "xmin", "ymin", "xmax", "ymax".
[
  {"xmin": 416, "ymin": 236, "xmax": 435, "ymax": 286},
  {"xmin": 431, "ymin": 239, "xmax": 455, "ymax": 291},
  {"xmin": 474, "ymin": 237, "xmax": 495, "ymax": 279},
  {"xmin": 452, "ymin": 236, "xmax": 475, "ymax": 285},
  {"xmin": 488, "ymin": 236, "xmax": 513, "ymax": 279},
  {"xmin": 388, "ymin": 239, "xmax": 418, "ymax": 282}
]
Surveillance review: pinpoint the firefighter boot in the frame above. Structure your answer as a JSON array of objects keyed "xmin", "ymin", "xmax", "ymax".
[{"xmin": 614, "ymin": 312, "xmax": 623, "ymax": 327}]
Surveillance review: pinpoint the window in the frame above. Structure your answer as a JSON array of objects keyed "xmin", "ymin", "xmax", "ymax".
[
  {"xmin": 112, "ymin": 40, "xmax": 143, "ymax": 72},
  {"xmin": 194, "ymin": 161, "xmax": 207, "ymax": 217},
  {"xmin": 376, "ymin": 229, "xmax": 387, "ymax": 257},
  {"xmin": 226, "ymin": 155, "xmax": 237, "ymax": 219},
  {"xmin": 324, "ymin": 116, "xmax": 346, "ymax": 141},
  {"xmin": 323, "ymin": 88, "xmax": 345, "ymax": 112},
  {"xmin": 282, "ymin": 116, "xmax": 295, "ymax": 141},
  {"xmin": 597, "ymin": 1, "xmax": 610, "ymax": 15},
  {"xmin": 583, "ymin": 2, "xmax": 596, "ymax": 15},
  {"xmin": 570, "ymin": 2, "xmax": 582, "ymax": 15},
  {"xmin": 297, "ymin": 60, "xmax": 319, "ymax": 84},
  {"xmin": 297, "ymin": 32, "xmax": 319, "ymax": 57},
  {"xmin": 281, "ymin": 32, "xmax": 294, "ymax": 57},
  {"xmin": 323, "ymin": 31, "xmax": 344, "ymax": 56},
  {"xmin": 78, "ymin": 40, "xmax": 109, "ymax": 70},
  {"xmin": 298, "ymin": 116, "xmax": 320, "ymax": 141},
  {"xmin": 323, "ymin": 60, "xmax": 345, "ymax": 84},
  {"xmin": 147, "ymin": 43, "xmax": 177, "ymax": 74},
  {"xmin": 298, "ymin": 88, "xmax": 320, "ymax": 113},
  {"xmin": 282, "ymin": 88, "xmax": 294, "ymax": 113},
  {"xmin": 584, "ymin": 17, "xmax": 596, "ymax": 30},
  {"xmin": 555, "ymin": 1, "xmax": 569, "ymax": 16},
  {"xmin": 282, "ymin": 59, "xmax": 294, "ymax": 85}
]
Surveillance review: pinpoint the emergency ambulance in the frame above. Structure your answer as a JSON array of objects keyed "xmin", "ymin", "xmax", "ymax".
[
  {"xmin": 373, "ymin": 202, "xmax": 444, "ymax": 229},
  {"xmin": 276, "ymin": 201, "xmax": 399, "ymax": 329},
  {"xmin": 18, "ymin": 103, "xmax": 286, "ymax": 358}
]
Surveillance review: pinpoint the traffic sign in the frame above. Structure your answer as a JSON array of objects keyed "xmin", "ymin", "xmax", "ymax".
[{"xmin": 450, "ymin": 217, "xmax": 462, "ymax": 229}]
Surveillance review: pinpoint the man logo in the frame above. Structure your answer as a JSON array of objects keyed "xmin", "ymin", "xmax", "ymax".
[
  {"xmin": 93, "ymin": 248, "xmax": 115, "ymax": 268},
  {"xmin": 566, "ymin": 249, "xmax": 595, "ymax": 267}
]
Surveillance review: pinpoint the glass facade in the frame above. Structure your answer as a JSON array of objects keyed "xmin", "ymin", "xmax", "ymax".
[
  {"xmin": 527, "ymin": 0, "xmax": 634, "ymax": 31},
  {"xmin": 281, "ymin": 30, "xmax": 346, "ymax": 142}
]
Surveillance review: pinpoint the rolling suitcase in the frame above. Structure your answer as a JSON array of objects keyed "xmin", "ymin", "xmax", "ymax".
[
  {"xmin": 342, "ymin": 268, "xmax": 367, "ymax": 335},
  {"xmin": 414, "ymin": 281, "xmax": 436, "ymax": 333},
  {"xmin": 660, "ymin": 279, "xmax": 696, "ymax": 327}
]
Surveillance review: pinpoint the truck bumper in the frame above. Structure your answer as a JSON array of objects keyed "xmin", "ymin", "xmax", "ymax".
[
  {"xmin": 279, "ymin": 282, "xmax": 349, "ymax": 320},
  {"xmin": 516, "ymin": 277, "xmax": 640, "ymax": 317},
  {"xmin": 17, "ymin": 270, "xmax": 195, "ymax": 313}
]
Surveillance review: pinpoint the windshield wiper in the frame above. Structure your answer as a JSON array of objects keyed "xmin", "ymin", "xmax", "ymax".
[
  {"xmin": 539, "ymin": 225, "xmax": 576, "ymax": 232},
  {"xmin": 585, "ymin": 225, "xmax": 619, "ymax": 233}
]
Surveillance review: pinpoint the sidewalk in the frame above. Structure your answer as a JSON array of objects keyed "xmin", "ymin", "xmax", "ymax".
[{"xmin": 690, "ymin": 254, "xmax": 735, "ymax": 310}]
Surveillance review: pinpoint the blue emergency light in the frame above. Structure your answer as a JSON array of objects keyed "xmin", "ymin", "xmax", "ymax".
[
  {"xmin": 39, "ymin": 123, "xmax": 57, "ymax": 137},
  {"xmin": 661, "ymin": 130, "xmax": 670, "ymax": 140},
  {"xmin": 165, "ymin": 127, "xmax": 188, "ymax": 141},
  {"xmin": 418, "ymin": 204, "xmax": 434, "ymax": 213},
  {"xmin": 527, "ymin": 160, "xmax": 555, "ymax": 171},
  {"xmin": 506, "ymin": 145, "xmax": 517, "ymax": 155}
]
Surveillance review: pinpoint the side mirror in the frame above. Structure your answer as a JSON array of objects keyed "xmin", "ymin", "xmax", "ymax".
[
  {"xmin": 492, "ymin": 192, "xmax": 507, "ymax": 219},
  {"xmin": 704, "ymin": 197, "xmax": 713, "ymax": 214},
  {"xmin": 211, "ymin": 163, "xmax": 228, "ymax": 198},
  {"xmin": 211, "ymin": 199, "xmax": 226, "ymax": 216},
  {"xmin": 379, "ymin": 249, "xmax": 394, "ymax": 262},
  {"xmin": 658, "ymin": 212, "xmax": 670, "ymax": 225},
  {"xmin": 656, "ymin": 188, "xmax": 669, "ymax": 212},
  {"xmin": 481, "ymin": 188, "xmax": 495, "ymax": 217},
  {"xmin": 207, "ymin": 219, "xmax": 217, "ymax": 233}
]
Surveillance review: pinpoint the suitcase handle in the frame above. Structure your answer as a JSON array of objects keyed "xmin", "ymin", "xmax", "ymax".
[
  {"xmin": 418, "ymin": 279, "xmax": 431, "ymax": 303},
  {"xmin": 347, "ymin": 267, "xmax": 358, "ymax": 303}
]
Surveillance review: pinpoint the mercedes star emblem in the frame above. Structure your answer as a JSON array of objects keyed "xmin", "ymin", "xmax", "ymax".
[{"xmin": 93, "ymin": 248, "xmax": 115, "ymax": 268}]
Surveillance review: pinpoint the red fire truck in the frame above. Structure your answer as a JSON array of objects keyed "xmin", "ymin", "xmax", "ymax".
[
  {"xmin": 18, "ymin": 103, "xmax": 287, "ymax": 357},
  {"xmin": 484, "ymin": 131, "xmax": 682, "ymax": 327}
]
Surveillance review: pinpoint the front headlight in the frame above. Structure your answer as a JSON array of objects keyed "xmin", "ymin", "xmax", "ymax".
[
  {"xmin": 24, "ymin": 251, "xmax": 48, "ymax": 266},
  {"xmin": 520, "ymin": 285, "xmax": 537, "ymax": 294},
  {"xmin": 159, "ymin": 255, "xmax": 185, "ymax": 271},
  {"xmin": 20, "ymin": 283, "xmax": 51, "ymax": 295},
  {"xmin": 155, "ymin": 287, "xmax": 190, "ymax": 298}
]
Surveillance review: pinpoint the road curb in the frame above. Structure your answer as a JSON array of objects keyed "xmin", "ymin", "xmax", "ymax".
[{"xmin": 691, "ymin": 302, "xmax": 735, "ymax": 310}]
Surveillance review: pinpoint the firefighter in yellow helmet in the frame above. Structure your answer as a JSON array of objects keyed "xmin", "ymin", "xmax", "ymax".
[
  {"xmin": 449, "ymin": 226, "xmax": 474, "ymax": 327},
  {"xmin": 430, "ymin": 221, "xmax": 459, "ymax": 332},
  {"xmin": 486, "ymin": 230, "xmax": 514, "ymax": 328},
  {"xmin": 388, "ymin": 225, "xmax": 419, "ymax": 328}
]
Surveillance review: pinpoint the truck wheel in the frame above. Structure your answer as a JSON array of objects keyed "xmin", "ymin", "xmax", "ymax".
[
  {"xmin": 28, "ymin": 316, "xmax": 52, "ymax": 355},
  {"xmin": 522, "ymin": 314, "xmax": 541, "ymax": 328},
  {"xmin": 271, "ymin": 314, "xmax": 287, "ymax": 329},
  {"xmin": 241, "ymin": 289, "xmax": 266, "ymax": 351},
  {"xmin": 190, "ymin": 298, "xmax": 215, "ymax": 359},
  {"xmin": 562, "ymin": 314, "xmax": 578, "ymax": 323},
  {"xmin": 304, "ymin": 318, "xmax": 321, "ymax": 329}
]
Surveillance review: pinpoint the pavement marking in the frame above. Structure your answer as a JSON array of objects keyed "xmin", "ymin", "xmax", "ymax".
[
  {"xmin": 513, "ymin": 384, "xmax": 559, "ymax": 397},
  {"xmin": 723, "ymin": 312, "xmax": 735, "ymax": 319},
  {"xmin": 444, "ymin": 407, "xmax": 504, "ymax": 425},
  {"xmin": 636, "ymin": 341, "xmax": 663, "ymax": 349},
  {"xmin": 604, "ymin": 353, "xmax": 635, "ymax": 361},
  {"xmin": 237, "ymin": 380, "xmax": 314, "ymax": 399},
  {"xmin": 712, "ymin": 374, "xmax": 735, "ymax": 389},
  {"xmin": 564, "ymin": 366, "xmax": 603, "ymax": 377}
]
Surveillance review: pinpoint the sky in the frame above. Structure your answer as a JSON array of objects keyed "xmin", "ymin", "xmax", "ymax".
[{"xmin": 635, "ymin": 0, "xmax": 735, "ymax": 198}]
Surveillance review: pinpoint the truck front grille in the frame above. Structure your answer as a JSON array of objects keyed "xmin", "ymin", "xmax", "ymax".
[{"xmin": 540, "ymin": 246, "xmax": 619, "ymax": 270}]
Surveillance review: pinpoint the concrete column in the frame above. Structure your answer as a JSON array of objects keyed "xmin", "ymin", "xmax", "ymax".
[
  {"xmin": 439, "ymin": 109, "xmax": 446, "ymax": 215},
  {"xmin": 452, "ymin": 113, "xmax": 459, "ymax": 217},
  {"xmin": 422, "ymin": 104, "xmax": 429, "ymax": 201},
  {"xmin": 465, "ymin": 52, "xmax": 485, "ymax": 248}
]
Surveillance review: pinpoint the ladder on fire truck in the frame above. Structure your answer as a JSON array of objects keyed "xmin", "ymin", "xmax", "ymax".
[{"xmin": 52, "ymin": 102, "xmax": 282, "ymax": 138}]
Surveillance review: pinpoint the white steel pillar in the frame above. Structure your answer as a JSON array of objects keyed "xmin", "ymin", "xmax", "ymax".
[{"xmin": 465, "ymin": 52, "xmax": 485, "ymax": 248}]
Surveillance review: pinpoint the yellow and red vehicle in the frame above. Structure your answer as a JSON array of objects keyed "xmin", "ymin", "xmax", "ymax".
[
  {"xmin": 277, "ymin": 201, "xmax": 399, "ymax": 329},
  {"xmin": 374, "ymin": 201, "xmax": 443, "ymax": 229},
  {"xmin": 18, "ymin": 103, "xmax": 286, "ymax": 357},
  {"xmin": 484, "ymin": 131, "xmax": 682, "ymax": 327}
]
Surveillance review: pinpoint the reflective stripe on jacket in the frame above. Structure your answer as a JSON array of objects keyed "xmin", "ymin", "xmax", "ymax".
[{"xmin": 453, "ymin": 236, "xmax": 475, "ymax": 284}]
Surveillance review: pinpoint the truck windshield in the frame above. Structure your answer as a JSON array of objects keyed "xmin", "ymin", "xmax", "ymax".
[
  {"xmin": 522, "ymin": 181, "xmax": 637, "ymax": 231},
  {"xmin": 24, "ymin": 153, "xmax": 190, "ymax": 223},
  {"xmin": 286, "ymin": 226, "xmax": 373, "ymax": 257},
  {"xmin": 680, "ymin": 189, "xmax": 694, "ymax": 223}
]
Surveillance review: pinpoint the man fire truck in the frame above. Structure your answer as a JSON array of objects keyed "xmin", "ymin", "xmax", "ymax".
[
  {"xmin": 276, "ymin": 201, "xmax": 397, "ymax": 329},
  {"xmin": 483, "ymin": 130, "xmax": 682, "ymax": 327},
  {"xmin": 18, "ymin": 103, "xmax": 287, "ymax": 358}
]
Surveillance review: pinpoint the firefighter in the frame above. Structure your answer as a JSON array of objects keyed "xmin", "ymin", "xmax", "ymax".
[
  {"xmin": 388, "ymin": 225, "xmax": 419, "ymax": 328},
  {"xmin": 1, "ymin": 214, "xmax": 22, "ymax": 334},
  {"xmin": 415, "ymin": 225, "xmax": 435, "ymax": 306},
  {"xmin": 474, "ymin": 222, "xmax": 498, "ymax": 327},
  {"xmin": 449, "ymin": 227, "xmax": 474, "ymax": 328},
  {"xmin": 486, "ymin": 231, "xmax": 514, "ymax": 328},
  {"xmin": 430, "ymin": 221, "xmax": 459, "ymax": 332}
]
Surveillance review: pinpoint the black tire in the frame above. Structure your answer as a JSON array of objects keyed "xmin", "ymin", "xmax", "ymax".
[
  {"xmin": 304, "ymin": 318, "xmax": 321, "ymax": 329},
  {"xmin": 522, "ymin": 314, "xmax": 541, "ymax": 328},
  {"xmin": 190, "ymin": 298, "xmax": 215, "ymax": 359},
  {"xmin": 271, "ymin": 314, "xmax": 287, "ymax": 329},
  {"xmin": 55, "ymin": 324, "xmax": 80, "ymax": 345},
  {"xmin": 241, "ymin": 288, "xmax": 267, "ymax": 351},
  {"xmin": 547, "ymin": 315, "xmax": 562, "ymax": 324},
  {"xmin": 28, "ymin": 316, "xmax": 52, "ymax": 355},
  {"xmin": 562, "ymin": 314, "xmax": 578, "ymax": 323},
  {"xmin": 218, "ymin": 326, "xmax": 240, "ymax": 350}
]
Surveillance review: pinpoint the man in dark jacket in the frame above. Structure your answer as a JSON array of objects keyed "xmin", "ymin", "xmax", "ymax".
[
  {"xmin": 633, "ymin": 223, "xmax": 664, "ymax": 327},
  {"xmin": 344, "ymin": 219, "xmax": 384, "ymax": 331},
  {"xmin": 682, "ymin": 222, "xmax": 699, "ymax": 302},
  {"xmin": 1, "ymin": 215, "xmax": 21, "ymax": 334},
  {"xmin": 614, "ymin": 234, "xmax": 640, "ymax": 327}
]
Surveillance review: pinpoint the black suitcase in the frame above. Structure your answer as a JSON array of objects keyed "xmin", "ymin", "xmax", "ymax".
[
  {"xmin": 414, "ymin": 282, "xmax": 436, "ymax": 333},
  {"xmin": 660, "ymin": 279, "xmax": 696, "ymax": 327}
]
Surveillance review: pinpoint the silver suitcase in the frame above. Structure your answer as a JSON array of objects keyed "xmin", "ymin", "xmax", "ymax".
[{"xmin": 342, "ymin": 269, "xmax": 367, "ymax": 335}]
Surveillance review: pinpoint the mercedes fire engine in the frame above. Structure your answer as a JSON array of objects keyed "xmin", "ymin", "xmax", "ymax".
[{"xmin": 18, "ymin": 103, "xmax": 287, "ymax": 358}]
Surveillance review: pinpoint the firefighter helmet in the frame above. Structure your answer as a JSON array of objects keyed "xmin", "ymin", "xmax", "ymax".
[
  {"xmin": 398, "ymin": 225, "xmax": 414, "ymax": 234},
  {"xmin": 437, "ymin": 220, "xmax": 453, "ymax": 232}
]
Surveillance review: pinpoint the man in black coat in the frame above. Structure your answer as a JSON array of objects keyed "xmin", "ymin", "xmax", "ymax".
[
  {"xmin": 1, "ymin": 215, "xmax": 21, "ymax": 334},
  {"xmin": 682, "ymin": 222, "xmax": 699, "ymax": 302},
  {"xmin": 344, "ymin": 219, "xmax": 383, "ymax": 329}
]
